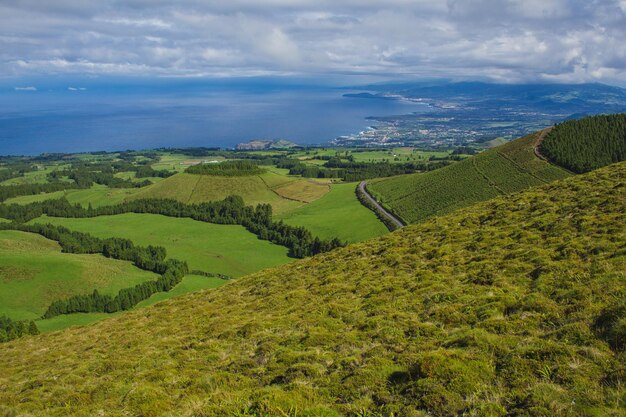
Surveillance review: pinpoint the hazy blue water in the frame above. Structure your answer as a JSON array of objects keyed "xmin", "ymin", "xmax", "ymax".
[{"xmin": 0, "ymin": 88, "xmax": 424, "ymax": 155}]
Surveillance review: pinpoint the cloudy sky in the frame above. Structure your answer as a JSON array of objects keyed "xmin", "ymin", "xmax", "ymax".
[{"xmin": 1, "ymin": 0, "xmax": 625, "ymax": 85}]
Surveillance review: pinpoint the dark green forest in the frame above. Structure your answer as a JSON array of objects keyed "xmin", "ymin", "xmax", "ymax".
[
  {"xmin": 541, "ymin": 114, "xmax": 626, "ymax": 173},
  {"xmin": 186, "ymin": 160, "xmax": 265, "ymax": 176}
]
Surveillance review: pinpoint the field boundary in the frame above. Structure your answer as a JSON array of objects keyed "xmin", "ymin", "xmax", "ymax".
[
  {"xmin": 357, "ymin": 181, "xmax": 404, "ymax": 230},
  {"xmin": 471, "ymin": 156, "xmax": 506, "ymax": 195},
  {"xmin": 257, "ymin": 175, "xmax": 308, "ymax": 204}
]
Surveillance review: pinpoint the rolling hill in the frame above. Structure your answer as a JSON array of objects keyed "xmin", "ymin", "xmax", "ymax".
[
  {"xmin": 368, "ymin": 130, "xmax": 572, "ymax": 224},
  {"xmin": 0, "ymin": 230, "xmax": 159, "ymax": 322},
  {"xmin": 1, "ymin": 161, "xmax": 624, "ymax": 416},
  {"xmin": 127, "ymin": 171, "xmax": 326, "ymax": 215}
]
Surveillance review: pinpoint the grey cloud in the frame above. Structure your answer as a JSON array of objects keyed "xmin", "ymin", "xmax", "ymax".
[{"xmin": 0, "ymin": 0, "xmax": 624, "ymax": 84}]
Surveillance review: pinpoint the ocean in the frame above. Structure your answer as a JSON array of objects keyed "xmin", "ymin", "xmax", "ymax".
[{"xmin": 0, "ymin": 86, "xmax": 424, "ymax": 155}]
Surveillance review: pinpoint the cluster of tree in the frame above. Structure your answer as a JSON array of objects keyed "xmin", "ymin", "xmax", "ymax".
[
  {"xmin": 186, "ymin": 160, "xmax": 265, "ymax": 176},
  {"xmin": 0, "ymin": 315, "xmax": 39, "ymax": 343},
  {"xmin": 0, "ymin": 196, "xmax": 344, "ymax": 258},
  {"xmin": 0, "ymin": 181, "xmax": 84, "ymax": 203},
  {"xmin": 51, "ymin": 160, "xmax": 171, "ymax": 188},
  {"xmin": 541, "ymin": 114, "xmax": 626, "ymax": 173},
  {"xmin": 0, "ymin": 222, "xmax": 189, "ymax": 319},
  {"xmin": 279, "ymin": 159, "xmax": 452, "ymax": 181},
  {"xmin": 0, "ymin": 159, "xmax": 172, "ymax": 202},
  {"xmin": 0, "ymin": 162, "xmax": 38, "ymax": 183},
  {"xmin": 65, "ymin": 169, "xmax": 150, "ymax": 188}
]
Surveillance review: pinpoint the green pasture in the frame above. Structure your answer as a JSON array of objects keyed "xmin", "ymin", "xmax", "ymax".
[
  {"xmin": 30, "ymin": 213, "xmax": 292, "ymax": 277},
  {"xmin": 0, "ymin": 230, "xmax": 158, "ymax": 321},
  {"xmin": 278, "ymin": 182, "xmax": 388, "ymax": 243}
]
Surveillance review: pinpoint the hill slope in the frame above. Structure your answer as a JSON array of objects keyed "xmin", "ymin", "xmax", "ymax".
[
  {"xmin": 0, "ymin": 230, "xmax": 158, "ymax": 321},
  {"xmin": 127, "ymin": 171, "xmax": 320, "ymax": 215},
  {"xmin": 1, "ymin": 162, "xmax": 624, "ymax": 416},
  {"xmin": 369, "ymin": 130, "xmax": 571, "ymax": 223}
]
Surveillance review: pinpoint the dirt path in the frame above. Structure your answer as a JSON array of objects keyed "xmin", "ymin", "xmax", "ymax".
[
  {"xmin": 534, "ymin": 128, "xmax": 552, "ymax": 161},
  {"xmin": 358, "ymin": 181, "xmax": 405, "ymax": 229}
]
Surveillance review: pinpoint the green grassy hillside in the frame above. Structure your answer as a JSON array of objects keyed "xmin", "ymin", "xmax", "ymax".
[
  {"xmin": 128, "ymin": 172, "xmax": 312, "ymax": 215},
  {"xmin": 0, "ymin": 230, "xmax": 158, "ymax": 321},
  {"xmin": 30, "ymin": 213, "xmax": 292, "ymax": 278},
  {"xmin": 278, "ymin": 182, "xmax": 388, "ymax": 243},
  {"xmin": 369, "ymin": 131, "xmax": 571, "ymax": 224},
  {"xmin": 2, "ymin": 162, "xmax": 624, "ymax": 416}
]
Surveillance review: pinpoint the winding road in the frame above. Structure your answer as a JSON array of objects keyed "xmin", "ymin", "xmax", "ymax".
[{"xmin": 358, "ymin": 181, "xmax": 405, "ymax": 229}]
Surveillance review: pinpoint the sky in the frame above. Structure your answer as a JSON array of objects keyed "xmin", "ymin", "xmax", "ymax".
[{"xmin": 1, "ymin": 0, "xmax": 625, "ymax": 86}]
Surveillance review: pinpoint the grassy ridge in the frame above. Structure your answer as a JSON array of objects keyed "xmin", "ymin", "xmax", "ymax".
[
  {"xmin": 0, "ymin": 230, "xmax": 158, "ymax": 321},
  {"xmin": 278, "ymin": 183, "xmax": 388, "ymax": 243},
  {"xmin": 30, "ymin": 213, "xmax": 292, "ymax": 278},
  {"xmin": 128, "ymin": 172, "xmax": 305, "ymax": 215},
  {"xmin": 369, "ymin": 132, "xmax": 571, "ymax": 223},
  {"xmin": 1, "ymin": 162, "xmax": 623, "ymax": 416}
]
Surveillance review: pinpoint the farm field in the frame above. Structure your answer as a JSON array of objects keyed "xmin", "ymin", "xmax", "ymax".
[
  {"xmin": 129, "ymin": 171, "xmax": 324, "ymax": 215},
  {"xmin": 272, "ymin": 179, "xmax": 330, "ymax": 203},
  {"xmin": 278, "ymin": 182, "xmax": 388, "ymax": 243},
  {"xmin": 0, "ymin": 230, "xmax": 159, "ymax": 322},
  {"xmin": 36, "ymin": 274, "xmax": 227, "ymax": 333},
  {"xmin": 150, "ymin": 153, "xmax": 226, "ymax": 172},
  {"xmin": 369, "ymin": 131, "xmax": 572, "ymax": 223},
  {"xmin": 30, "ymin": 213, "xmax": 292, "ymax": 277}
]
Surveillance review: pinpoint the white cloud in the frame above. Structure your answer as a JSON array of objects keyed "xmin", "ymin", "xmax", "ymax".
[
  {"xmin": 0, "ymin": 0, "xmax": 624, "ymax": 84},
  {"xmin": 14, "ymin": 86, "xmax": 37, "ymax": 91}
]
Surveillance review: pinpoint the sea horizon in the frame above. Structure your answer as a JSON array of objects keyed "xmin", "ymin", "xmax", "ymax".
[{"xmin": 0, "ymin": 84, "xmax": 425, "ymax": 156}]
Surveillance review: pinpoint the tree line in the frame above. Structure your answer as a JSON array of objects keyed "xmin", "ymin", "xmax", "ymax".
[
  {"xmin": 278, "ymin": 158, "xmax": 453, "ymax": 181},
  {"xmin": 186, "ymin": 160, "xmax": 265, "ymax": 176},
  {"xmin": 0, "ymin": 315, "xmax": 39, "ymax": 343},
  {"xmin": 0, "ymin": 195, "xmax": 344, "ymax": 258},
  {"xmin": 0, "ymin": 222, "xmax": 189, "ymax": 319},
  {"xmin": 541, "ymin": 113, "xmax": 626, "ymax": 173}
]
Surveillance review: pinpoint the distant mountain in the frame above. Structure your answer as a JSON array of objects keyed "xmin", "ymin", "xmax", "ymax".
[{"xmin": 349, "ymin": 81, "xmax": 626, "ymax": 115}]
